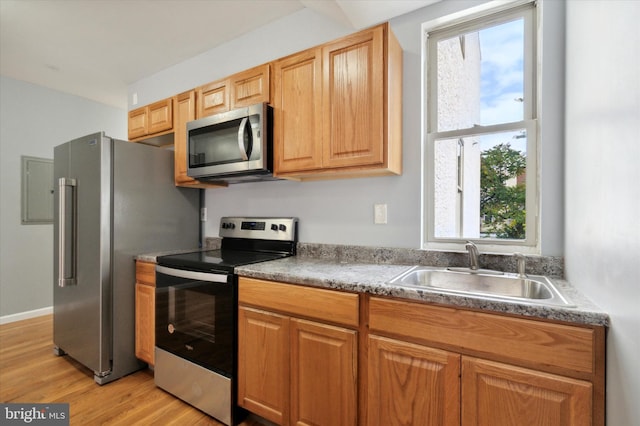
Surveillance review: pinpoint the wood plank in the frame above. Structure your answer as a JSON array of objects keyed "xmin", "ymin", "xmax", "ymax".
[
  {"xmin": 0, "ymin": 314, "xmax": 269, "ymax": 426},
  {"xmin": 369, "ymin": 297, "xmax": 597, "ymax": 378},
  {"xmin": 239, "ymin": 277, "xmax": 360, "ymax": 327},
  {"xmin": 135, "ymin": 260, "xmax": 155, "ymax": 286}
]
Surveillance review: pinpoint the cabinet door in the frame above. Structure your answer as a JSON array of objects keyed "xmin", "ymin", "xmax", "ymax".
[
  {"xmin": 135, "ymin": 282, "xmax": 155, "ymax": 365},
  {"xmin": 174, "ymin": 91, "xmax": 197, "ymax": 185},
  {"xmin": 462, "ymin": 357, "xmax": 592, "ymax": 426},
  {"xmin": 322, "ymin": 25, "xmax": 384, "ymax": 169},
  {"xmin": 238, "ymin": 307, "xmax": 289, "ymax": 425},
  {"xmin": 197, "ymin": 79, "xmax": 230, "ymax": 118},
  {"xmin": 147, "ymin": 98, "xmax": 173, "ymax": 135},
  {"xmin": 290, "ymin": 318, "xmax": 357, "ymax": 426},
  {"xmin": 368, "ymin": 335, "xmax": 460, "ymax": 426},
  {"xmin": 128, "ymin": 107, "xmax": 148, "ymax": 140},
  {"xmin": 230, "ymin": 64, "xmax": 270, "ymax": 109},
  {"xmin": 273, "ymin": 48, "xmax": 323, "ymax": 174}
]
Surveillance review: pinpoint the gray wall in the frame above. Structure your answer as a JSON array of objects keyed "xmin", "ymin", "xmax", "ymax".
[
  {"xmin": 565, "ymin": 2, "xmax": 640, "ymax": 425},
  {"xmin": 129, "ymin": 1, "xmax": 566, "ymax": 254},
  {"xmin": 0, "ymin": 76, "xmax": 126, "ymax": 318}
]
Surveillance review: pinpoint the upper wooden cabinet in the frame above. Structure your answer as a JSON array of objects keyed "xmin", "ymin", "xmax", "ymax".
[
  {"xmin": 273, "ymin": 48, "xmax": 324, "ymax": 173},
  {"xmin": 128, "ymin": 23, "xmax": 402, "ymax": 183},
  {"xmin": 128, "ymin": 97, "xmax": 173, "ymax": 142},
  {"xmin": 273, "ymin": 23, "xmax": 402, "ymax": 180},
  {"xmin": 196, "ymin": 64, "xmax": 270, "ymax": 119},
  {"xmin": 230, "ymin": 64, "xmax": 271, "ymax": 109},
  {"xmin": 196, "ymin": 79, "xmax": 230, "ymax": 118}
]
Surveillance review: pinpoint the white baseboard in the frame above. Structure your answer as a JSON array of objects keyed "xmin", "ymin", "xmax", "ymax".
[{"xmin": 0, "ymin": 306, "xmax": 53, "ymax": 325}]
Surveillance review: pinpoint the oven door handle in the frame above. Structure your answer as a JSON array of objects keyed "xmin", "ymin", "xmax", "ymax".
[{"xmin": 156, "ymin": 265, "xmax": 230, "ymax": 283}]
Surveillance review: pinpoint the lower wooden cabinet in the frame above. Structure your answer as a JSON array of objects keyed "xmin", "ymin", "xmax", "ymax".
[
  {"xmin": 291, "ymin": 318, "xmax": 357, "ymax": 426},
  {"xmin": 368, "ymin": 296, "xmax": 604, "ymax": 426},
  {"xmin": 462, "ymin": 357, "xmax": 592, "ymax": 426},
  {"xmin": 238, "ymin": 307, "xmax": 289, "ymax": 424},
  {"xmin": 237, "ymin": 277, "xmax": 359, "ymax": 426},
  {"xmin": 367, "ymin": 335, "xmax": 460, "ymax": 426},
  {"xmin": 135, "ymin": 260, "xmax": 155, "ymax": 365},
  {"xmin": 237, "ymin": 278, "xmax": 605, "ymax": 426},
  {"xmin": 367, "ymin": 334, "xmax": 593, "ymax": 426}
]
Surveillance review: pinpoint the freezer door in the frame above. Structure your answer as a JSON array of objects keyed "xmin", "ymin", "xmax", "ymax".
[{"xmin": 54, "ymin": 132, "xmax": 112, "ymax": 377}]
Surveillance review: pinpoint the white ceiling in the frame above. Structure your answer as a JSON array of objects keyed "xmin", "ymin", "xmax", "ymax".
[{"xmin": 0, "ymin": 0, "xmax": 439, "ymax": 109}]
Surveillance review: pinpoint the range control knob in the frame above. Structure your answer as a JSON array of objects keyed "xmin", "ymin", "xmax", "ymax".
[
  {"xmin": 279, "ymin": 224, "xmax": 287, "ymax": 231},
  {"xmin": 271, "ymin": 224, "xmax": 278, "ymax": 231}
]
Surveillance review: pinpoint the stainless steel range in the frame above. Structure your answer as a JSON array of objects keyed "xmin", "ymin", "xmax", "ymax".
[{"xmin": 154, "ymin": 217, "xmax": 298, "ymax": 425}]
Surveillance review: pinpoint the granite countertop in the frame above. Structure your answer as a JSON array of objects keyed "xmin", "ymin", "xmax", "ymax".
[
  {"xmin": 137, "ymin": 240, "xmax": 608, "ymax": 327},
  {"xmin": 236, "ymin": 256, "xmax": 609, "ymax": 327}
]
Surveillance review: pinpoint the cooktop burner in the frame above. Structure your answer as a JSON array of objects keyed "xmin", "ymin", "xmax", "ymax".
[
  {"xmin": 156, "ymin": 249, "xmax": 291, "ymax": 273},
  {"xmin": 156, "ymin": 217, "xmax": 298, "ymax": 273}
]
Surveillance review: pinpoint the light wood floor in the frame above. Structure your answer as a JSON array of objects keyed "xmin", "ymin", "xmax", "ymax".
[{"xmin": 0, "ymin": 315, "xmax": 265, "ymax": 426}]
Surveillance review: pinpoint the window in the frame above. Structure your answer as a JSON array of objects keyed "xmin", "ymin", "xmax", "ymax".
[{"xmin": 423, "ymin": 1, "xmax": 538, "ymax": 253}]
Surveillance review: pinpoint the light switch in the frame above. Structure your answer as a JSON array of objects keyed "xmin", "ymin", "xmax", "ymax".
[{"xmin": 374, "ymin": 204, "xmax": 387, "ymax": 224}]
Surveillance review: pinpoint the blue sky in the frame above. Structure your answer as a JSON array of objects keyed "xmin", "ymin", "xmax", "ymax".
[
  {"xmin": 479, "ymin": 18, "xmax": 524, "ymax": 125},
  {"xmin": 478, "ymin": 18, "xmax": 526, "ymax": 153}
]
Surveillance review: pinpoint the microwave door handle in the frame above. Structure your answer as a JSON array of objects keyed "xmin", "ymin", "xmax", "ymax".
[{"xmin": 237, "ymin": 117, "xmax": 250, "ymax": 160}]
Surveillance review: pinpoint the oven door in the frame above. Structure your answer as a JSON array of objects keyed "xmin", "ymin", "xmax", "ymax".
[{"xmin": 155, "ymin": 265, "xmax": 235, "ymax": 377}]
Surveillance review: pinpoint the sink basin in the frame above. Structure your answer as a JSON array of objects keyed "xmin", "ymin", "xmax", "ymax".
[{"xmin": 388, "ymin": 266, "xmax": 574, "ymax": 307}]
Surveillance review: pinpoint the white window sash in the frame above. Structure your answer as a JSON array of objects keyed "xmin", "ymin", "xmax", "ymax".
[{"xmin": 422, "ymin": 0, "xmax": 539, "ymax": 254}]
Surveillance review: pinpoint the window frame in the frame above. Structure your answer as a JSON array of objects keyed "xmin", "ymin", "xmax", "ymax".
[{"xmin": 422, "ymin": 0, "xmax": 540, "ymax": 254}]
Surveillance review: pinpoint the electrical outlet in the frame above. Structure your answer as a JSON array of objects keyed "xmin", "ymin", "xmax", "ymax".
[
  {"xmin": 374, "ymin": 204, "xmax": 387, "ymax": 224},
  {"xmin": 200, "ymin": 207, "xmax": 207, "ymax": 222}
]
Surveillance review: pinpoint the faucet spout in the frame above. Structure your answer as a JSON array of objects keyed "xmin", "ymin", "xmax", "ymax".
[
  {"xmin": 465, "ymin": 241, "xmax": 480, "ymax": 271},
  {"xmin": 514, "ymin": 253, "xmax": 527, "ymax": 278}
]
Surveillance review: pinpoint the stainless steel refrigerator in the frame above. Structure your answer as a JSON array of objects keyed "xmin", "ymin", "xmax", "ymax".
[{"xmin": 53, "ymin": 132, "xmax": 200, "ymax": 385}]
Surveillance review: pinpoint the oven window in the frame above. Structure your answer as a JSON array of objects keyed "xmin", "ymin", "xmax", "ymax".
[
  {"xmin": 169, "ymin": 283, "xmax": 218, "ymax": 341},
  {"xmin": 156, "ymin": 271, "xmax": 235, "ymax": 376}
]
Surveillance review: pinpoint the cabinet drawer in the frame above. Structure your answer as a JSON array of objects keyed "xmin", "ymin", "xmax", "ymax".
[
  {"xmin": 239, "ymin": 277, "xmax": 359, "ymax": 327},
  {"xmin": 135, "ymin": 260, "xmax": 156, "ymax": 286},
  {"xmin": 369, "ymin": 297, "xmax": 596, "ymax": 376}
]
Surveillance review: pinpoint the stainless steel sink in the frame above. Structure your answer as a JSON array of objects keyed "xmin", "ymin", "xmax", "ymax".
[{"xmin": 388, "ymin": 266, "xmax": 574, "ymax": 307}]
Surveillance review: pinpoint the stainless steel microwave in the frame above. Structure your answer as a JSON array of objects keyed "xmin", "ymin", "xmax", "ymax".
[{"xmin": 186, "ymin": 102, "xmax": 276, "ymax": 183}]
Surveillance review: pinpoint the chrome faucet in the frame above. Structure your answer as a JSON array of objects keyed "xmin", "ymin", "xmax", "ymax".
[
  {"xmin": 514, "ymin": 253, "xmax": 527, "ymax": 278},
  {"xmin": 465, "ymin": 241, "xmax": 480, "ymax": 271}
]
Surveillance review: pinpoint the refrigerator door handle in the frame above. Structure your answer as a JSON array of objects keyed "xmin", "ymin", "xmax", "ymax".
[{"xmin": 58, "ymin": 177, "xmax": 77, "ymax": 287}]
